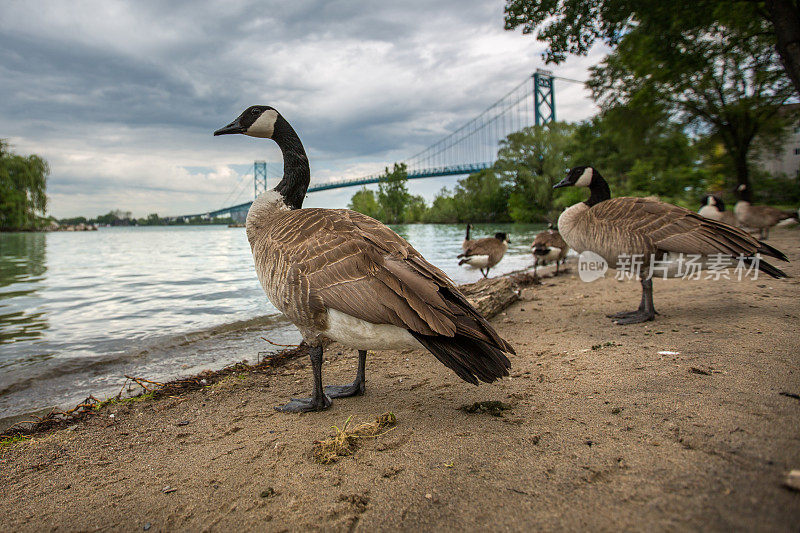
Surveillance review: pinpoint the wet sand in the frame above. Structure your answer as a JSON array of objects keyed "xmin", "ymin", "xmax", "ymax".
[{"xmin": 2, "ymin": 228, "xmax": 799, "ymax": 531}]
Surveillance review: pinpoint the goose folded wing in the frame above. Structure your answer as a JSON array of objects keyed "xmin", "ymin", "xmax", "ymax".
[
  {"xmin": 589, "ymin": 197, "xmax": 768, "ymax": 258},
  {"xmin": 460, "ymin": 238, "xmax": 496, "ymax": 257}
]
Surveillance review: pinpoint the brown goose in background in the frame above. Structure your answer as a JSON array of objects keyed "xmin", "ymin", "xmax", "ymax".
[
  {"xmin": 734, "ymin": 184, "xmax": 797, "ymax": 239},
  {"xmin": 214, "ymin": 106, "xmax": 513, "ymax": 412},
  {"xmin": 531, "ymin": 227, "xmax": 569, "ymax": 274},
  {"xmin": 458, "ymin": 232, "xmax": 510, "ymax": 278},
  {"xmin": 553, "ymin": 166, "xmax": 788, "ymax": 325},
  {"xmin": 461, "ymin": 223, "xmax": 474, "ymax": 252},
  {"xmin": 698, "ymin": 194, "xmax": 738, "ymax": 226}
]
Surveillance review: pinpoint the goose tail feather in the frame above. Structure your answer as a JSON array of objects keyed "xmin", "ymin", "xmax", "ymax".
[{"xmin": 409, "ymin": 331, "xmax": 511, "ymax": 385}]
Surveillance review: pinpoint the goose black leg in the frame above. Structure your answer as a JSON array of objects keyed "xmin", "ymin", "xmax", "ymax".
[
  {"xmin": 609, "ymin": 278, "xmax": 656, "ymax": 324},
  {"xmin": 324, "ymin": 350, "xmax": 366, "ymax": 398},
  {"xmin": 276, "ymin": 345, "xmax": 332, "ymax": 412}
]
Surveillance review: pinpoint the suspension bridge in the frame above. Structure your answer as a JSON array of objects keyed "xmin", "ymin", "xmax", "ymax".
[{"xmin": 178, "ymin": 70, "xmax": 580, "ymax": 221}]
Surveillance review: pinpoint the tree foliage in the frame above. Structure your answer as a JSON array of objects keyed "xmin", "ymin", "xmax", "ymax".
[
  {"xmin": 378, "ymin": 163, "xmax": 411, "ymax": 224},
  {"xmin": 503, "ymin": 0, "xmax": 800, "ymax": 96},
  {"xmin": 347, "ymin": 187, "xmax": 383, "ymax": 220},
  {"xmin": 0, "ymin": 140, "xmax": 49, "ymax": 230},
  {"xmin": 587, "ymin": 13, "xmax": 796, "ymax": 190}
]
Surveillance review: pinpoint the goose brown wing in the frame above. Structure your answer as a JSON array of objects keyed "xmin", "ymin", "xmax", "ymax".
[
  {"xmin": 461, "ymin": 237, "xmax": 499, "ymax": 257},
  {"xmin": 267, "ymin": 209, "xmax": 514, "ymax": 355},
  {"xmin": 587, "ymin": 197, "xmax": 784, "ymax": 259}
]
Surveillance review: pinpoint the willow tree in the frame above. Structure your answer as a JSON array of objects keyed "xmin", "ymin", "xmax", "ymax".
[{"xmin": 0, "ymin": 141, "xmax": 49, "ymax": 230}]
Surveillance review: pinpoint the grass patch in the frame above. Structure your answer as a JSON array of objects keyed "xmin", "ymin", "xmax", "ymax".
[
  {"xmin": 459, "ymin": 401, "xmax": 513, "ymax": 417},
  {"xmin": 94, "ymin": 391, "xmax": 155, "ymax": 411},
  {"xmin": 591, "ymin": 341, "xmax": 620, "ymax": 350},
  {"xmin": 312, "ymin": 412, "xmax": 397, "ymax": 464},
  {"xmin": 0, "ymin": 434, "xmax": 31, "ymax": 447}
]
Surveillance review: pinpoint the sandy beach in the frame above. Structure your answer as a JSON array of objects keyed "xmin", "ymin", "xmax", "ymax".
[{"xmin": 2, "ymin": 228, "xmax": 799, "ymax": 531}]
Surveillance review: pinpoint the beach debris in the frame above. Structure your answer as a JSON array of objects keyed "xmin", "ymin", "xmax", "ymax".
[
  {"xmin": 162, "ymin": 485, "xmax": 177, "ymax": 494},
  {"xmin": 143, "ymin": 523, "xmax": 151, "ymax": 531},
  {"xmin": 259, "ymin": 487, "xmax": 278, "ymax": 498},
  {"xmin": 459, "ymin": 401, "xmax": 512, "ymax": 417},
  {"xmin": 611, "ymin": 407, "xmax": 623, "ymax": 415},
  {"xmin": 260, "ymin": 336, "xmax": 301, "ymax": 348},
  {"xmin": 0, "ymin": 345, "xmax": 310, "ymax": 441},
  {"xmin": 176, "ymin": 420, "xmax": 190, "ymax": 426},
  {"xmin": 312, "ymin": 412, "xmax": 397, "ymax": 465},
  {"xmin": 689, "ymin": 367, "xmax": 711, "ymax": 376},
  {"xmin": 591, "ymin": 342, "xmax": 619, "ymax": 350},
  {"xmin": 658, "ymin": 350, "xmax": 680, "ymax": 355},
  {"xmin": 784, "ymin": 470, "xmax": 800, "ymax": 492},
  {"xmin": 779, "ymin": 392, "xmax": 800, "ymax": 402}
]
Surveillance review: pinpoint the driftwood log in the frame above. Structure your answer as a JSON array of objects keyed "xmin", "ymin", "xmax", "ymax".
[{"xmin": 459, "ymin": 272, "xmax": 539, "ymax": 319}]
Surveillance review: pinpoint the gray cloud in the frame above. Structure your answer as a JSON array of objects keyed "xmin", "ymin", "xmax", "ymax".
[{"xmin": 0, "ymin": 0, "xmax": 604, "ymax": 217}]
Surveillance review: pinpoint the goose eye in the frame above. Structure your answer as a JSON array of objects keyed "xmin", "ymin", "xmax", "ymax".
[{"xmin": 251, "ymin": 108, "xmax": 260, "ymax": 115}]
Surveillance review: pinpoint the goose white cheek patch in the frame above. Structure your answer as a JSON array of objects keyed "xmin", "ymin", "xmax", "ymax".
[
  {"xmin": 246, "ymin": 109, "xmax": 278, "ymax": 138},
  {"xmin": 574, "ymin": 167, "xmax": 593, "ymax": 187}
]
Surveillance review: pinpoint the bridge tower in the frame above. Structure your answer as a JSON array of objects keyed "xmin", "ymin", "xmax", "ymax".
[
  {"xmin": 533, "ymin": 69, "xmax": 555, "ymax": 126},
  {"xmin": 254, "ymin": 160, "xmax": 267, "ymax": 199}
]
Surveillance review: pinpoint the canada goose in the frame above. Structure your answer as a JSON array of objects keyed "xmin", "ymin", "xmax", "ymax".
[
  {"xmin": 698, "ymin": 194, "xmax": 738, "ymax": 226},
  {"xmin": 457, "ymin": 232, "xmax": 510, "ymax": 278},
  {"xmin": 553, "ymin": 166, "xmax": 788, "ymax": 324},
  {"xmin": 461, "ymin": 223, "xmax": 473, "ymax": 252},
  {"xmin": 734, "ymin": 184, "xmax": 797, "ymax": 239},
  {"xmin": 531, "ymin": 228, "xmax": 569, "ymax": 274},
  {"xmin": 214, "ymin": 106, "xmax": 513, "ymax": 412}
]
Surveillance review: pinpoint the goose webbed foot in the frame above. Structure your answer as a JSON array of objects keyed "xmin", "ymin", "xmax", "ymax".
[
  {"xmin": 324, "ymin": 382, "xmax": 364, "ymax": 398},
  {"xmin": 608, "ymin": 278, "xmax": 656, "ymax": 325},
  {"xmin": 275, "ymin": 394, "xmax": 332, "ymax": 413},
  {"xmin": 606, "ymin": 309, "xmax": 643, "ymax": 319},
  {"xmin": 324, "ymin": 349, "xmax": 367, "ymax": 399},
  {"xmin": 611, "ymin": 310, "xmax": 655, "ymax": 325},
  {"xmin": 275, "ymin": 345, "xmax": 332, "ymax": 413}
]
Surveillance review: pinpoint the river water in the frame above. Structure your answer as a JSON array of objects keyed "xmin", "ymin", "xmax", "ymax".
[{"xmin": 0, "ymin": 223, "xmax": 545, "ymax": 419}]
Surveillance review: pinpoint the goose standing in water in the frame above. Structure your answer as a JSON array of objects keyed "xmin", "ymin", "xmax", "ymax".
[
  {"xmin": 531, "ymin": 227, "xmax": 569, "ymax": 274},
  {"xmin": 461, "ymin": 223, "xmax": 473, "ymax": 252},
  {"xmin": 457, "ymin": 232, "xmax": 510, "ymax": 278},
  {"xmin": 698, "ymin": 194, "xmax": 738, "ymax": 227},
  {"xmin": 734, "ymin": 184, "xmax": 797, "ymax": 239},
  {"xmin": 214, "ymin": 106, "xmax": 513, "ymax": 412},
  {"xmin": 553, "ymin": 166, "xmax": 788, "ymax": 325}
]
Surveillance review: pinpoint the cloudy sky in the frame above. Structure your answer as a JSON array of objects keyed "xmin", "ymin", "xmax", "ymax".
[{"xmin": 1, "ymin": 0, "xmax": 605, "ymax": 218}]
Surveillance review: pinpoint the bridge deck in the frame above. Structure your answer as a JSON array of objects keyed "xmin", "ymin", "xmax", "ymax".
[{"xmin": 178, "ymin": 162, "xmax": 492, "ymax": 220}]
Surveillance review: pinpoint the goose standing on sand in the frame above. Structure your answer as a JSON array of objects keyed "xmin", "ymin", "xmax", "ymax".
[
  {"xmin": 698, "ymin": 194, "xmax": 738, "ymax": 227},
  {"xmin": 214, "ymin": 106, "xmax": 513, "ymax": 412},
  {"xmin": 734, "ymin": 184, "xmax": 797, "ymax": 239},
  {"xmin": 553, "ymin": 166, "xmax": 789, "ymax": 325},
  {"xmin": 457, "ymin": 232, "xmax": 510, "ymax": 278},
  {"xmin": 531, "ymin": 227, "xmax": 569, "ymax": 274}
]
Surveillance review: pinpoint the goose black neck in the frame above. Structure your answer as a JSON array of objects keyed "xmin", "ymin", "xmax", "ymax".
[
  {"xmin": 272, "ymin": 115, "xmax": 309, "ymax": 210},
  {"xmin": 465, "ymin": 225, "xmax": 471, "ymax": 240},
  {"xmin": 585, "ymin": 172, "xmax": 611, "ymax": 207}
]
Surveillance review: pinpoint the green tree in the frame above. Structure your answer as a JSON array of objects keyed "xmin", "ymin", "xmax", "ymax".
[
  {"xmin": 569, "ymin": 105, "xmax": 708, "ymax": 200},
  {"xmin": 0, "ymin": 140, "xmax": 49, "ymax": 230},
  {"xmin": 587, "ymin": 18, "xmax": 795, "ymax": 192},
  {"xmin": 450, "ymin": 169, "xmax": 511, "ymax": 223},
  {"xmin": 347, "ymin": 187, "xmax": 383, "ymax": 220},
  {"xmin": 494, "ymin": 122, "xmax": 575, "ymax": 222},
  {"xmin": 423, "ymin": 188, "xmax": 460, "ymax": 223},
  {"xmin": 503, "ymin": 0, "xmax": 800, "ymax": 96},
  {"xmin": 403, "ymin": 194, "xmax": 428, "ymax": 223},
  {"xmin": 377, "ymin": 163, "xmax": 411, "ymax": 224}
]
